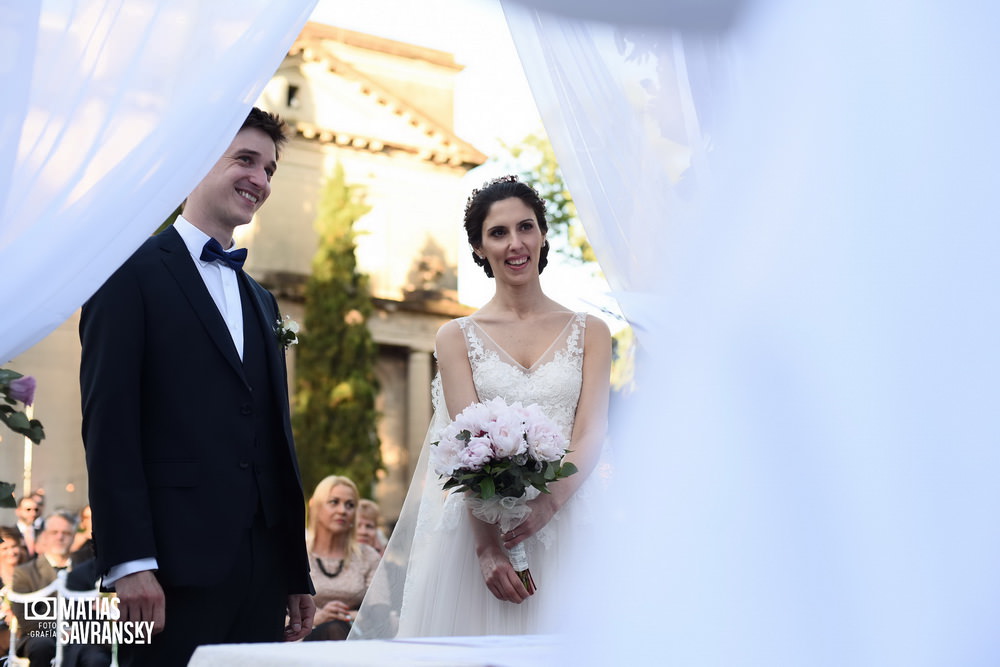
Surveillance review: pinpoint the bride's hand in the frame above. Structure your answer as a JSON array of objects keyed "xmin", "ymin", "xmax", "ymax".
[
  {"xmin": 501, "ymin": 493, "xmax": 559, "ymax": 550},
  {"xmin": 477, "ymin": 542, "xmax": 532, "ymax": 603}
]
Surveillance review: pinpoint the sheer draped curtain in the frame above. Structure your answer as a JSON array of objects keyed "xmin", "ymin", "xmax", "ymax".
[
  {"xmin": 506, "ymin": 1, "xmax": 1000, "ymax": 664},
  {"xmin": 0, "ymin": 0, "xmax": 317, "ymax": 363}
]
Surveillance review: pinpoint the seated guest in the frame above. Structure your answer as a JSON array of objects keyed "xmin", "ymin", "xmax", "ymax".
[
  {"xmin": 305, "ymin": 476, "xmax": 380, "ymax": 641},
  {"xmin": 13, "ymin": 496, "xmax": 40, "ymax": 556},
  {"xmin": 0, "ymin": 526, "xmax": 28, "ymax": 586},
  {"xmin": 11, "ymin": 512, "xmax": 75, "ymax": 667},
  {"xmin": 356, "ymin": 499, "xmax": 386, "ymax": 556},
  {"xmin": 1, "ymin": 526, "xmax": 29, "ymax": 654},
  {"xmin": 70, "ymin": 505, "xmax": 95, "ymax": 565},
  {"xmin": 29, "ymin": 491, "xmax": 46, "ymax": 535}
]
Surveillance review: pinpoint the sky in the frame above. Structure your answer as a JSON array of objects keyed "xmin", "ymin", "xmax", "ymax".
[{"xmin": 308, "ymin": 0, "xmax": 622, "ymax": 321}]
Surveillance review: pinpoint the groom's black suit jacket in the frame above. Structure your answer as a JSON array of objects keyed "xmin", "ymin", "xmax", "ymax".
[{"xmin": 80, "ymin": 226, "xmax": 311, "ymax": 593}]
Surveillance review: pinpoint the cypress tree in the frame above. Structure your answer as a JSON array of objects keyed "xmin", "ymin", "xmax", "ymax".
[{"xmin": 293, "ymin": 164, "xmax": 382, "ymax": 498}]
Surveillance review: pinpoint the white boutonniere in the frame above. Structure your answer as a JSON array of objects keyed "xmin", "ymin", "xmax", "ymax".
[{"xmin": 275, "ymin": 315, "xmax": 300, "ymax": 350}]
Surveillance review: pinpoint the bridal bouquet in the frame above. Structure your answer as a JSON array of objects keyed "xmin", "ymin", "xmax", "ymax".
[{"xmin": 430, "ymin": 396, "xmax": 577, "ymax": 593}]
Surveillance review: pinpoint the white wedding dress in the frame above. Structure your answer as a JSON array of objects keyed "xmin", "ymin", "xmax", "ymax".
[{"xmin": 351, "ymin": 311, "xmax": 607, "ymax": 638}]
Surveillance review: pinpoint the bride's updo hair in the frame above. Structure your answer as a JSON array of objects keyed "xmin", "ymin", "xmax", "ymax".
[{"xmin": 463, "ymin": 175, "xmax": 549, "ymax": 278}]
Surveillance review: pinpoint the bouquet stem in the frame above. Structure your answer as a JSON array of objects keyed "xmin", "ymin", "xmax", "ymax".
[{"xmin": 505, "ymin": 542, "xmax": 536, "ymax": 594}]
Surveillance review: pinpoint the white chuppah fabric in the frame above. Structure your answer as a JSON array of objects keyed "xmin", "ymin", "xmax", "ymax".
[
  {"xmin": 0, "ymin": 0, "xmax": 317, "ymax": 363},
  {"xmin": 505, "ymin": 0, "xmax": 1000, "ymax": 665}
]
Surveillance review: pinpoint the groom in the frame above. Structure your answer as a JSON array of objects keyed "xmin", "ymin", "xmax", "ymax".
[{"xmin": 80, "ymin": 107, "xmax": 315, "ymax": 666}]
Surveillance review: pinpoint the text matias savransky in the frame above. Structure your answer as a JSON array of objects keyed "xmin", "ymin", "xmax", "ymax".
[{"xmin": 27, "ymin": 595, "xmax": 155, "ymax": 645}]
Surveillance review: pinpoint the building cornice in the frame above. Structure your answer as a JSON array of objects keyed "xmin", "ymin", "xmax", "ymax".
[
  {"xmin": 286, "ymin": 46, "xmax": 486, "ymax": 168},
  {"xmin": 298, "ymin": 22, "xmax": 462, "ymax": 71}
]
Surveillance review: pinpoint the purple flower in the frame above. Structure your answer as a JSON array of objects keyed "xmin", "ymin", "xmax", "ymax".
[{"xmin": 7, "ymin": 375, "xmax": 36, "ymax": 406}]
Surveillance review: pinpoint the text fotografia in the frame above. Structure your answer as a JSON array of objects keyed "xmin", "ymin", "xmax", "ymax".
[{"xmin": 24, "ymin": 596, "xmax": 154, "ymax": 645}]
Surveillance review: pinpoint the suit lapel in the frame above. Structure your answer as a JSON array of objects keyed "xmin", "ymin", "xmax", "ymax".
[
  {"xmin": 240, "ymin": 272, "xmax": 281, "ymax": 381},
  {"xmin": 240, "ymin": 273, "xmax": 302, "ymax": 473},
  {"xmin": 157, "ymin": 227, "xmax": 246, "ymax": 382}
]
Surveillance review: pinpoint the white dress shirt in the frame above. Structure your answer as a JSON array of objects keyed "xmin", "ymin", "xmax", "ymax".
[{"xmin": 173, "ymin": 215, "xmax": 245, "ymax": 360}]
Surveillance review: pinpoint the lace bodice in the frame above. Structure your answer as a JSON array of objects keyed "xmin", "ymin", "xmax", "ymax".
[{"xmin": 455, "ymin": 312, "xmax": 586, "ymax": 438}]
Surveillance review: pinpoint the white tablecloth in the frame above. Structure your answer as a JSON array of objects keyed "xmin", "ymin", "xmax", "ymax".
[{"xmin": 188, "ymin": 634, "xmax": 562, "ymax": 666}]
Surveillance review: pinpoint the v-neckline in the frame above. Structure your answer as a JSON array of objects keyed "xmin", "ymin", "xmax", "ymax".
[{"xmin": 468, "ymin": 313, "xmax": 576, "ymax": 372}]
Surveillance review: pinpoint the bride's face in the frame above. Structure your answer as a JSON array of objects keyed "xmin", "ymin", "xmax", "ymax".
[
  {"xmin": 318, "ymin": 484, "xmax": 357, "ymax": 536},
  {"xmin": 477, "ymin": 197, "xmax": 545, "ymax": 282}
]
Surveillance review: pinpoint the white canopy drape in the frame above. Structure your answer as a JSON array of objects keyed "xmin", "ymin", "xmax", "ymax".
[
  {"xmin": 0, "ymin": 0, "xmax": 317, "ymax": 363},
  {"xmin": 505, "ymin": 0, "xmax": 1000, "ymax": 664}
]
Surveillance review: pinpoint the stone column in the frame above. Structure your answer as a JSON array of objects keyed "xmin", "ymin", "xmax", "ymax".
[{"xmin": 406, "ymin": 349, "xmax": 433, "ymax": 475}]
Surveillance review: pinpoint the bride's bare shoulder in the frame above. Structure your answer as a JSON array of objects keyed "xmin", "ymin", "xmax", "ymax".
[{"xmin": 436, "ymin": 318, "xmax": 466, "ymax": 344}]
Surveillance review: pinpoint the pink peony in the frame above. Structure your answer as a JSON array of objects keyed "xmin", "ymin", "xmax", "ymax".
[
  {"xmin": 7, "ymin": 375, "xmax": 36, "ymax": 406},
  {"xmin": 431, "ymin": 422, "xmax": 470, "ymax": 476},
  {"xmin": 522, "ymin": 404, "xmax": 567, "ymax": 461},
  {"xmin": 453, "ymin": 402, "xmax": 493, "ymax": 436},
  {"xmin": 483, "ymin": 396, "xmax": 512, "ymax": 420},
  {"xmin": 487, "ymin": 410, "xmax": 528, "ymax": 458},
  {"xmin": 458, "ymin": 436, "xmax": 495, "ymax": 470}
]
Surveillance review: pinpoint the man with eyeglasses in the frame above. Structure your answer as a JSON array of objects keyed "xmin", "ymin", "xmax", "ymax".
[{"xmin": 13, "ymin": 496, "xmax": 40, "ymax": 556}]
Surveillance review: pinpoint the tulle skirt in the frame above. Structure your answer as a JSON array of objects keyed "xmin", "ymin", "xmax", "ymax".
[{"xmin": 395, "ymin": 485, "xmax": 582, "ymax": 637}]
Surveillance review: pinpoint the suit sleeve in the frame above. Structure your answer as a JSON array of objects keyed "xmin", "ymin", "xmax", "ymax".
[{"xmin": 80, "ymin": 259, "xmax": 158, "ymax": 575}]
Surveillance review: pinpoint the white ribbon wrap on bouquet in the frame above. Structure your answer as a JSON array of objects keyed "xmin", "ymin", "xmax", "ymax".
[{"xmin": 467, "ymin": 493, "xmax": 535, "ymax": 572}]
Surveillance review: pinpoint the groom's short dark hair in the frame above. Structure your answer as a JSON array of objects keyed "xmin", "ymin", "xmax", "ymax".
[{"xmin": 241, "ymin": 107, "xmax": 288, "ymax": 157}]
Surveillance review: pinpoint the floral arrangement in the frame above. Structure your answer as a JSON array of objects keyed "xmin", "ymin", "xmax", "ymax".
[
  {"xmin": 0, "ymin": 368, "xmax": 45, "ymax": 508},
  {"xmin": 0, "ymin": 369, "xmax": 44, "ymax": 444},
  {"xmin": 275, "ymin": 315, "xmax": 300, "ymax": 350},
  {"xmin": 431, "ymin": 396, "xmax": 576, "ymax": 593}
]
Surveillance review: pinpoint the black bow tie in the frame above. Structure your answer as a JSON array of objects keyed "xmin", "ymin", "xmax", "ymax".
[{"xmin": 200, "ymin": 237, "xmax": 247, "ymax": 271}]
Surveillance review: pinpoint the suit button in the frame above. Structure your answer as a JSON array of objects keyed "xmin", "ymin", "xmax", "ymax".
[
  {"xmin": 239, "ymin": 461, "xmax": 250, "ymax": 470},
  {"xmin": 240, "ymin": 404, "xmax": 252, "ymax": 415}
]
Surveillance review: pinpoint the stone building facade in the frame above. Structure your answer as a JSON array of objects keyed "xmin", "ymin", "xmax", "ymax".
[{"xmin": 1, "ymin": 23, "xmax": 482, "ymax": 526}]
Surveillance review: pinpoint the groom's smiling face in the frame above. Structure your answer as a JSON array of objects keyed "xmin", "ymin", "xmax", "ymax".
[{"xmin": 184, "ymin": 127, "xmax": 277, "ymax": 235}]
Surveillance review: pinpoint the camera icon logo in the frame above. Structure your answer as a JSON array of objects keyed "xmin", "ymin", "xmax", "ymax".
[{"xmin": 24, "ymin": 598, "xmax": 57, "ymax": 621}]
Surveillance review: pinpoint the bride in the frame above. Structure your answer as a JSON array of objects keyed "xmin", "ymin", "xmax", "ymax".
[{"xmin": 351, "ymin": 175, "xmax": 611, "ymax": 637}]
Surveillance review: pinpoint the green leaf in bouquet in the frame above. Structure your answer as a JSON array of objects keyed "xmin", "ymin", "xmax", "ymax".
[
  {"xmin": 479, "ymin": 476, "xmax": 495, "ymax": 499},
  {"xmin": 560, "ymin": 461, "xmax": 579, "ymax": 478}
]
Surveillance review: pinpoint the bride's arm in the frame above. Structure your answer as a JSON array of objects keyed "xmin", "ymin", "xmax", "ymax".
[
  {"xmin": 502, "ymin": 314, "xmax": 612, "ymax": 549},
  {"xmin": 436, "ymin": 320, "xmax": 479, "ymax": 419},
  {"xmin": 436, "ymin": 320, "xmax": 534, "ymax": 603}
]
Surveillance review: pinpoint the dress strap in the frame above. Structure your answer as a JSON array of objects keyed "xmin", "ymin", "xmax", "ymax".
[
  {"xmin": 456, "ymin": 316, "xmax": 487, "ymax": 364},
  {"xmin": 565, "ymin": 312, "xmax": 587, "ymax": 358}
]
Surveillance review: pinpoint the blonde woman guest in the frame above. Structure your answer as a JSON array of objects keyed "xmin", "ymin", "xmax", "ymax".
[
  {"xmin": 356, "ymin": 500, "xmax": 385, "ymax": 556},
  {"xmin": 306, "ymin": 476, "xmax": 380, "ymax": 641}
]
